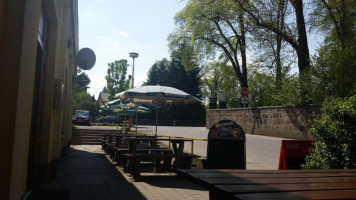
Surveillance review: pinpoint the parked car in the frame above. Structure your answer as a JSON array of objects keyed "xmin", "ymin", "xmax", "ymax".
[
  {"xmin": 72, "ymin": 110, "xmax": 91, "ymax": 126},
  {"xmin": 97, "ymin": 116, "xmax": 119, "ymax": 124}
]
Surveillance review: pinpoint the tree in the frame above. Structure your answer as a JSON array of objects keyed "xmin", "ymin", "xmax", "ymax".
[
  {"xmin": 310, "ymin": 43, "xmax": 356, "ymax": 102},
  {"xmin": 201, "ymin": 61, "xmax": 240, "ymax": 108},
  {"xmin": 169, "ymin": 53, "xmax": 202, "ymax": 98},
  {"xmin": 145, "ymin": 58, "xmax": 170, "ymax": 86},
  {"xmin": 171, "ymin": 0, "xmax": 249, "ymax": 88},
  {"xmin": 234, "ymin": 0, "xmax": 312, "ymax": 104},
  {"xmin": 307, "ymin": 0, "xmax": 356, "ymax": 102},
  {"xmin": 303, "ymin": 96, "xmax": 356, "ymax": 169},
  {"xmin": 102, "ymin": 86, "xmax": 108, "ymax": 93},
  {"xmin": 248, "ymin": 0, "xmax": 289, "ymax": 90},
  {"xmin": 77, "ymin": 101, "xmax": 99, "ymax": 117},
  {"xmin": 73, "ymin": 89, "xmax": 91, "ymax": 105},
  {"xmin": 105, "ymin": 59, "xmax": 131, "ymax": 100},
  {"xmin": 311, "ymin": 0, "xmax": 356, "ymax": 48},
  {"xmin": 145, "ymin": 56, "xmax": 202, "ymax": 98}
]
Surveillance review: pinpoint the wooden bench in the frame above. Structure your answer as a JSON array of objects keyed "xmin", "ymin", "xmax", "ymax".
[
  {"xmin": 177, "ymin": 169, "xmax": 356, "ymax": 200},
  {"xmin": 115, "ymin": 147, "xmax": 170, "ymax": 165},
  {"xmin": 123, "ymin": 153, "xmax": 199, "ymax": 181}
]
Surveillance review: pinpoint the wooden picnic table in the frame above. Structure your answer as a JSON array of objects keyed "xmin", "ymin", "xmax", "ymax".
[
  {"xmin": 123, "ymin": 137, "xmax": 198, "ymax": 181},
  {"xmin": 177, "ymin": 169, "xmax": 356, "ymax": 200},
  {"xmin": 126, "ymin": 137, "xmax": 192, "ymax": 156}
]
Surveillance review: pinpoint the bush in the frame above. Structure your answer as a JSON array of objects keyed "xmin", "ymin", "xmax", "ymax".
[
  {"xmin": 95, "ymin": 122, "xmax": 118, "ymax": 126},
  {"xmin": 77, "ymin": 101, "xmax": 99, "ymax": 117},
  {"xmin": 303, "ymin": 96, "xmax": 356, "ymax": 169}
]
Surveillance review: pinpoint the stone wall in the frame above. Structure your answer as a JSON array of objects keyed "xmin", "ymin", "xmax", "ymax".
[{"xmin": 206, "ymin": 105, "xmax": 321, "ymax": 140}]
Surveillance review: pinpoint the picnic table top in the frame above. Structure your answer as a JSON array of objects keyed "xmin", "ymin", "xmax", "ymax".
[
  {"xmin": 125, "ymin": 137, "xmax": 193, "ymax": 142},
  {"xmin": 177, "ymin": 169, "xmax": 356, "ymax": 200}
]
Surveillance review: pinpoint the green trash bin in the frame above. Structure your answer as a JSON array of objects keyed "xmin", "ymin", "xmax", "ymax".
[{"xmin": 206, "ymin": 120, "xmax": 246, "ymax": 169}]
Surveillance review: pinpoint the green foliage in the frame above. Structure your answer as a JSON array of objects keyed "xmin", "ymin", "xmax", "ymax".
[
  {"xmin": 96, "ymin": 122, "xmax": 116, "ymax": 126},
  {"xmin": 171, "ymin": 0, "xmax": 249, "ymax": 88},
  {"xmin": 145, "ymin": 58, "xmax": 170, "ymax": 86},
  {"xmin": 310, "ymin": 44, "xmax": 356, "ymax": 104},
  {"xmin": 145, "ymin": 56, "xmax": 202, "ymax": 98},
  {"xmin": 310, "ymin": 0, "xmax": 356, "ymax": 46},
  {"xmin": 77, "ymin": 101, "xmax": 99, "ymax": 117},
  {"xmin": 73, "ymin": 80, "xmax": 99, "ymax": 117},
  {"xmin": 169, "ymin": 54, "xmax": 202, "ymax": 98},
  {"xmin": 247, "ymin": 65, "xmax": 301, "ymax": 107},
  {"xmin": 303, "ymin": 96, "xmax": 356, "ymax": 169},
  {"xmin": 201, "ymin": 62, "xmax": 240, "ymax": 108},
  {"xmin": 105, "ymin": 59, "xmax": 131, "ymax": 100},
  {"xmin": 73, "ymin": 91, "xmax": 92, "ymax": 106}
]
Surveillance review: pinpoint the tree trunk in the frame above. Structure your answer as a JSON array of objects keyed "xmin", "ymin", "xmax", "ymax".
[
  {"xmin": 238, "ymin": 12, "xmax": 248, "ymax": 89},
  {"xmin": 291, "ymin": 0, "xmax": 311, "ymax": 104},
  {"xmin": 275, "ymin": 0, "xmax": 285, "ymax": 90},
  {"xmin": 275, "ymin": 39, "xmax": 282, "ymax": 90}
]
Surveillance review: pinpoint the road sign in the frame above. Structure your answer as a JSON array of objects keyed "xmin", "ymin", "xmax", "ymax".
[
  {"xmin": 240, "ymin": 87, "xmax": 249, "ymax": 96},
  {"xmin": 241, "ymin": 96, "xmax": 249, "ymax": 104}
]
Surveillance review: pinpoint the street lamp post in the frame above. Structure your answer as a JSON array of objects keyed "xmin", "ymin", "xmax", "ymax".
[{"xmin": 129, "ymin": 52, "xmax": 139, "ymax": 89}]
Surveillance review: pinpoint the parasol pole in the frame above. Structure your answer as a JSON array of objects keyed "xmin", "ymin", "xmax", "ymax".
[
  {"xmin": 136, "ymin": 108, "xmax": 138, "ymax": 133},
  {"xmin": 154, "ymin": 97, "xmax": 159, "ymax": 173},
  {"xmin": 117, "ymin": 113, "xmax": 119, "ymax": 131},
  {"xmin": 155, "ymin": 106, "xmax": 158, "ymax": 136}
]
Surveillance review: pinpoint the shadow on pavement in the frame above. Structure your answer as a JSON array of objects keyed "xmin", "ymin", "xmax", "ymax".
[
  {"xmin": 136, "ymin": 174, "xmax": 207, "ymax": 191},
  {"xmin": 51, "ymin": 146, "xmax": 146, "ymax": 200}
]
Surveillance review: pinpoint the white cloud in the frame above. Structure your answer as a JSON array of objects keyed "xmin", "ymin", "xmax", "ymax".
[
  {"xmin": 113, "ymin": 41, "xmax": 119, "ymax": 46},
  {"xmin": 87, "ymin": 74, "xmax": 106, "ymax": 99},
  {"xmin": 119, "ymin": 31, "xmax": 129, "ymax": 37}
]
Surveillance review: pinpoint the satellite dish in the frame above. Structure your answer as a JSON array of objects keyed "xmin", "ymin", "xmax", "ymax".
[{"xmin": 76, "ymin": 48, "xmax": 96, "ymax": 70}]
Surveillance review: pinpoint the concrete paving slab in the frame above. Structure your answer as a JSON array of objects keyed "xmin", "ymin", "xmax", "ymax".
[{"xmin": 47, "ymin": 145, "xmax": 208, "ymax": 200}]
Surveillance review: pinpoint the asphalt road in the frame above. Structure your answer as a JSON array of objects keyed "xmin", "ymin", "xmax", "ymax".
[{"xmin": 79, "ymin": 125, "xmax": 285, "ymax": 169}]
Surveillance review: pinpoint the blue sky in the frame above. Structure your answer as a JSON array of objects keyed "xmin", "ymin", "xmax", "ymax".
[
  {"xmin": 78, "ymin": 0, "xmax": 187, "ymax": 98},
  {"xmin": 78, "ymin": 0, "xmax": 323, "ymax": 98}
]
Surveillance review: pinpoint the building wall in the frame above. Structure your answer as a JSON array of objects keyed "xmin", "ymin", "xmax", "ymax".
[
  {"xmin": 206, "ymin": 105, "xmax": 321, "ymax": 140},
  {"xmin": 0, "ymin": 0, "xmax": 78, "ymax": 199}
]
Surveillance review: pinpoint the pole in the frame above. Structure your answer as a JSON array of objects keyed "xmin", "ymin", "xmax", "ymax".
[
  {"xmin": 155, "ymin": 106, "xmax": 158, "ymax": 136},
  {"xmin": 243, "ymin": 99, "xmax": 246, "ymax": 134},
  {"xmin": 131, "ymin": 58, "xmax": 135, "ymax": 89},
  {"xmin": 154, "ymin": 103, "xmax": 158, "ymax": 173},
  {"xmin": 135, "ymin": 109, "xmax": 138, "ymax": 133},
  {"xmin": 117, "ymin": 114, "xmax": 119, "ymax": 131}
]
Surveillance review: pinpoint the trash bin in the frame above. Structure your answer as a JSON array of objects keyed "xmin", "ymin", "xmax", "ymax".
[{"xmin": 206, "ymin": 120, "xmax": 246, "ymax": 169}]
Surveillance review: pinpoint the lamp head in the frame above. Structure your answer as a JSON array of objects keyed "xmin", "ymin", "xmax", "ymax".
[{"xmin": 129, "ymin": 52, "xmax": 139, "ymax": 58}]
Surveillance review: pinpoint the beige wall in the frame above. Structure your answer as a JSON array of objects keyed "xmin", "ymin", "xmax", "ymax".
[
  {"xmin": 0, "ymin": 0, "xmax": 78, "ymax": 199},
  {"xmin": 206, "ymin": 105, "xmax": 321, "ymax": 140}
]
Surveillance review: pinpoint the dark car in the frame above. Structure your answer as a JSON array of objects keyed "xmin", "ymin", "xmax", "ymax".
[
  {"xmin": 72, "ymin": 110, "xmax": 91, "ymax": 126},
  {"xmin": 97, "ymin": 116, "xmax": 119, "ymax": 124}
]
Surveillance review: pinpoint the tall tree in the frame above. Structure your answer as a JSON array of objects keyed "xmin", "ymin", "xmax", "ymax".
[
  {"xmin": 101, "ymin": 86, "xmax": 108, "ymax": 93},
  {"xmin": 145, "ymin": 56, "xmax": 202, "ymax": 98},
  {"xmin": 105, "ymin": 59, "xmax": 131, "ymax": 100},
  {"xmin": 201, "ymin": 61, "xmax": 240, "ymax": 108},
  {"xmin": 145, "ymin": 58, "xmax": 170, "ymax": 86},
  {"xmin": 249, "ymin": 0, "xmax": 289, "ymax": 90},
  {"xmin": 170, "ymin": 0, "xmax": 249, "ymax": 88},
  {"xmin": 234, "ymin": 0, "xmax": 311, "ymax": 104},
  {"xmin": 311, "ymin": 0, "xmax": 356, "ymax": 47},
  {"xmin": 309, "ymin": 0, "xmax": 356, "ymax": 100},
  {"xmin": 169, "ymin": 53, "xmax": 202, "ymax": 98}
]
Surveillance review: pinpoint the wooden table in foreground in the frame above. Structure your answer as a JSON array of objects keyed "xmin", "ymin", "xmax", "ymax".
[{"xmin": 177, "ymin": 169, "xmax": 356, "ymax": 200}]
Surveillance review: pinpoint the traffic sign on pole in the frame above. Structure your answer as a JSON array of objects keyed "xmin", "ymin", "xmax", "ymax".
[
  {"xmin": 241, "ymin": 96, "xmax": 249, "ymax": 104},
  {"xmin": 240, "ymin": 87, "xmax": 249, "ymax": 96}
]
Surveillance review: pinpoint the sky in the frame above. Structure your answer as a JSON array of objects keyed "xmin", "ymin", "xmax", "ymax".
[
  {"xmin": 78, "ymin": 0, "xmax": 323, "ymax": 99},
  {"xmin": 78, "ymin": 0, "xmax": 187, "ymax": 98}
]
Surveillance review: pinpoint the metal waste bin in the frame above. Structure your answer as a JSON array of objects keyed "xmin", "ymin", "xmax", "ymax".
[{"xmin": 206, "ymin": 120, "xmax": 246, "ymax": 169}]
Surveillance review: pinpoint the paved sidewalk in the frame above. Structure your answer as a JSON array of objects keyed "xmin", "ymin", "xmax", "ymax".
[{"xmin": 50, "ymin": 145, "xmax": 208, "ymax": 200}]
